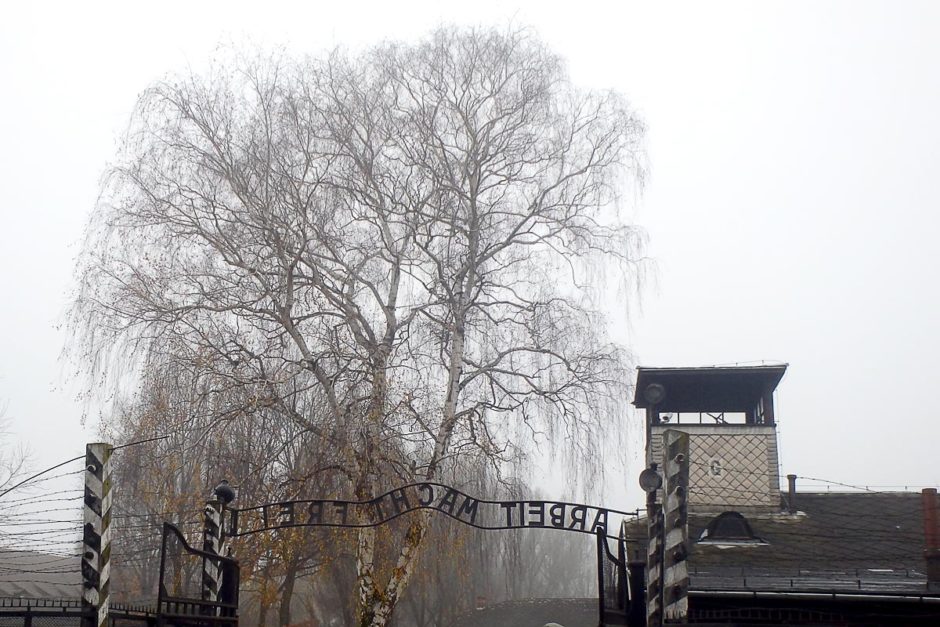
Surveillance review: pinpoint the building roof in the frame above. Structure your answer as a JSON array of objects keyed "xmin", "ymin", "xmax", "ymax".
[
  {"xmin": 454, "ymin": 598, "xmax": 596, "ymax": 627},
  {"xmin": 626, "ymin": 492, "xmax": 934, "ymax": 596},
  {"xmin": 0, "ymin": 550, "xmax": 81, "ymax": 600},
  {"xmin": 632, "ymin": 365, "xmax": 787, "ymax": 411}
]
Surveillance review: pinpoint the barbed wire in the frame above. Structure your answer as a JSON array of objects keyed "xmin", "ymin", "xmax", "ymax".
[{"xmin": 0, "ymin": 490, "xmax": 83, "ymax": 506}]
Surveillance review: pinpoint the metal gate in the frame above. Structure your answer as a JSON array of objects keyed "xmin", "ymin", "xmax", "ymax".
[
  {"xmin": 596, "ymin": 525, "xmax": 645, "ymax": 627},
  {"xmin": 155, "ymin": 524, "xmax": 238, "ymax": 626}
]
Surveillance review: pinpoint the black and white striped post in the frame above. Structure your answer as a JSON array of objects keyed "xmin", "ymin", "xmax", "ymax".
[
  {"xmin": 82, "ymin": 442, "xmax": 112, "ymax": 627},
  {"xmin": 203, "ymin": 480, "xmax": 236, "ymax": 612},
  {"xmin": 639, "ymin": 462, "xmax": 665, "ymax": 627},
  {"xmin": 646, "ymin": 500, "xmax": 664, "ymax": 627},
  {"xmin": 661, "ymin": 429, "xmax": 690, "ymax": 622},
  {"xmin": 202, "ymin": 499, "xmax": 224, "ymax": 610}
]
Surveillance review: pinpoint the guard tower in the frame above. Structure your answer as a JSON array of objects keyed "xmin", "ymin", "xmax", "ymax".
[{"xmin": 633, "ymin": 365, "xmax": 787, "ymax": 513}]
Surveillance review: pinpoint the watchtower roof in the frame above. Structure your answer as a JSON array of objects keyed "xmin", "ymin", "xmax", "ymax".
[{"xmin": 632, "ymin": 364, "xmax": 787, "ymax": 412}]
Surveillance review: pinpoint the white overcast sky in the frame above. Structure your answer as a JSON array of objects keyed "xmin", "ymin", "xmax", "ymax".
[{"xmin": 1, "ymin": 1, "xmax": 938, "ymax": 509}]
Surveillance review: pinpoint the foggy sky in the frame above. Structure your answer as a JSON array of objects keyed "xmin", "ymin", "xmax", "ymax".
[{"xmin": 0, "ymin": 1, "xmax": 937, "ymax": 511}]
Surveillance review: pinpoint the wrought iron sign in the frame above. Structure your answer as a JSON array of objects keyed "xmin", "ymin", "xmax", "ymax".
[{"xmin": 226, "ymin": 482, "xmax": 636, "ymax": 539}]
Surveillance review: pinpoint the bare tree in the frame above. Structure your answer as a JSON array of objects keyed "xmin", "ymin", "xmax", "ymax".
[
  {"xmin": 0, "ymin": 405, "xmax": 29, "ymax": 500},
  {"xmin": 69, "ymin": 26, "xmax": 645, "ymax": 626}
]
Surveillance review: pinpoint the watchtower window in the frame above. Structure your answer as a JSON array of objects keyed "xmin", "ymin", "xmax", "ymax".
[
  {"xmin": 659, "ymin": 411, "xmax": 748, "ymax": 425},
  {"xmin": 755, "ymin": 395, "xmax": 773, "ymax": 425}
]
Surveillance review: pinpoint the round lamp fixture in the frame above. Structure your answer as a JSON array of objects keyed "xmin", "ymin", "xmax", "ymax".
[
  {"xmin": 213, "ymin": 480, "xmax": 236, "ymax": 505},
  {"xmin": 643, "ymin": 383, "xmax": 666, "ymax": 405},
  {"xmin": 639, "ymin": 465, "xmax": 663, "ymax": 493}
]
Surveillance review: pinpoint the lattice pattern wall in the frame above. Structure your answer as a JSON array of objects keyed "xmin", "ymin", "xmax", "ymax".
[{"xmin": 648, "ymin": 426, "xmax": 780, "ymax": 511}]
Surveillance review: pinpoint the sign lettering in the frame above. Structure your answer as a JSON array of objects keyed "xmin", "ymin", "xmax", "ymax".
[{"xmin": 226, "ymin": 483, "xmax": 635, "ymax": 539}]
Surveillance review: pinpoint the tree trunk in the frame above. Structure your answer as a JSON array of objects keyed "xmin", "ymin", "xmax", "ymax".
[
  {"xmin": 366, "ymin": 307, "xmax": 471, "ymax": 626},
  {"xmin": 355, "ymin": 352, "xmax": 390, "ymax": 626},
  {"xmin": 278, "ymin": 560, "xmax": 298, "ymax": 626},
  {"xmin": 258, "ymin": 558, "xmax": 275, "ymax": 627},
  {"xmin": 355, "ymin": 525, "xmax": 378, "ymax": 626},
  {"xmin": 259, "ymin": 599, "xmax": 270, "ymax": 627},
  {"xmin": 368, "ymin": 513, "xmax": 430, "ymax": 626}
]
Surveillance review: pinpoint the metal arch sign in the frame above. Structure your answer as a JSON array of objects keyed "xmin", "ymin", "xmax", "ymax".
[{"xmin": 225, "ymin": 482, "xmax": 637, "ymax": 539}]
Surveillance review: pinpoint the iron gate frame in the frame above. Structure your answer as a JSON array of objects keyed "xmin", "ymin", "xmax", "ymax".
[{"xmin": 156, "ymin": 523, "xmax": 239, "ymax": 627}]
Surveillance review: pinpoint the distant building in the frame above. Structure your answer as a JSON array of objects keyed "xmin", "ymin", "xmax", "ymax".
[
  {"xmin": 631, "ymin": 364, "xmax": 940, "ymax": 625},
  {"xmin": 453, "ymin": 598, "xmax": 596, "ymax": 627},
  {"xmin": 0, "ymin": 550, "xmax": 80, "ymax": 599}
]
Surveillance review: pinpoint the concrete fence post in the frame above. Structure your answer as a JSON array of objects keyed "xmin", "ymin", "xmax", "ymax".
[
  {"xmin": 646, "ymin": 500, "xmax": 663, "ymax": 627},
  {"xmin": 81, "ymin": 442, "xmax": 112, "ymax": 627},
  {"xmin": 661, "ymin": 429, "xmax": 689, "ymax": 623},
  {"xmin": 202, "ymin": 499, "xmax": 224, "ymax": 610}
]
